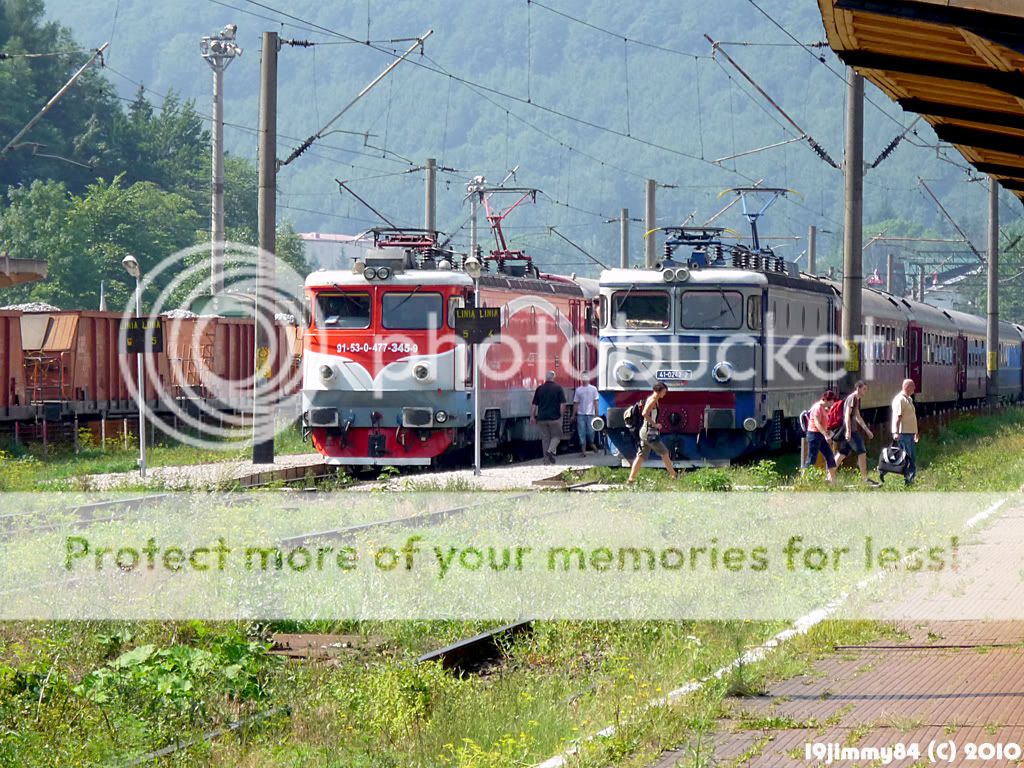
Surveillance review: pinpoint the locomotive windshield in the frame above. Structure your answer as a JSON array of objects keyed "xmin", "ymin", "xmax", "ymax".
[
  {"xmin": 382, "ymin": 292, "xmax": 443, "ymax": 330},
  {"xmin": 610, "ymin": 290, "xmax": 670, "ymax": 330},
  {"xmin": 680, "ymin": 290, "xmax": 743, "ymax": 330},
  {"xmin": 316, "ymin": 292, "xmax": 370, "ymax": 329}
]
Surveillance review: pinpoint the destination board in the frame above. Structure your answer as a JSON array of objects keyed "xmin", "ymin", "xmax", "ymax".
[
  {"xmin": 122, "ymin": 316, "xmax": 164, "ymax": 353},
  {"xmin": 453, "ymin": 307, "xmax": 501, "ymax": 344}
]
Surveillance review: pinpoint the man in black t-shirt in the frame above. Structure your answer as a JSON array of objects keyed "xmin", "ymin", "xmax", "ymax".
[{"xmin": 531, "ymin": 371, "xmax": 566, "ymax": 464}]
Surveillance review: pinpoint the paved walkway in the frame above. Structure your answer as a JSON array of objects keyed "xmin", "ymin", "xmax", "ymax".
[
  {"xmin": 381, "ymin": 452, "xmax": 621, "ymax": 491},
  {"xmin": 85, "ymin": 453, "xmax": 328, "ymax": 490},
  {"xmin": 650, "ymin": 500, "xmax": 1024, "ymax": 767}
]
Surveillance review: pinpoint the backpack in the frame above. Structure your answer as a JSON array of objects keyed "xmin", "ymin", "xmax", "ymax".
[
  {"xmin": 825, "ymin": 398, "xmax": 844, "ymax": 433},
  {"xmin": 623, "ymin": 401, "xmax": 644, "ymax": 441}
]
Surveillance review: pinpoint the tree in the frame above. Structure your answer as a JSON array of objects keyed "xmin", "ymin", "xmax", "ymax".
[{"xmin": 0, "ymin": 174, "xmax": 199, "ymax": 309}]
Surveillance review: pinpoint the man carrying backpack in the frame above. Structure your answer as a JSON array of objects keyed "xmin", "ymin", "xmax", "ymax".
[
  {"xmin": 835, "ymin": 380, "xmax": 879, "ymax": 486},
  {"xmin": 801, "ymin": 390, "xmax": 838, "ymax": 483}
]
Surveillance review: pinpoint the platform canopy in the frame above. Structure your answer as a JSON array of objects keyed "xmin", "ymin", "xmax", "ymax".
[
  {"xmin": 0, "ymin": 253, "xmax": 47, "ymax": 288},
  {"xmin": 818, "ymin": 0, "xmax": 1024, "ymax": 203}
]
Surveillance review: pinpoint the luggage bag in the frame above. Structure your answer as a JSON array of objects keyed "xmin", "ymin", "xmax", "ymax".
[{"xmin": 877, "ymin": 440, "xmax": 909, "ymax": 481}]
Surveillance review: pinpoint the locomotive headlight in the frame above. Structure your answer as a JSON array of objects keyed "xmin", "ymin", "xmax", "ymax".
[
  {"xmin": 412, "ymin": 363, "xmax": 431, "ymax": 381},
  {"xmin": 375, "ymin": 266, "xmax": 392, "ymax": 280},
  {"xmin": 614, "ymin": 361, "xmax": 637, "ymax": 383},
  {"xmin": 352, "ymin": 259, "xmax": 366, "ymax": 275},
  {"xmin": 362, "ymin": 266, "xmax": 377, "ymax": 280},
  {"xmin": 742, "ymin": 417, "xmax": 758, "ymax": 432},
  {"xmin": 434, "ymin": 410, "xmax": 449, "ymax": 423},
  {"xmin": 712, "ymin": 361, "xmax": 734, "ymax": 383},
  {"xmin": 591, "ymin": 416, "xmax": 606, "ymax": 432},
  {"xmin": 662, "ymin": 269, "xmax": 675, "ymax": 283},
  {"xmin": 673, "ymin": 267, "xmax": 691, "ymax": 282},
  {"xmin": 319, "ymin": 364, "xmax": 336, "ymax": 382}
]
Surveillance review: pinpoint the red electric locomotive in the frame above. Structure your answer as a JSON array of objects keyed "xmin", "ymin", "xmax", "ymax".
[{"xmin": 301, "ymin": 224, "xmax": 597, "ymax": 467}]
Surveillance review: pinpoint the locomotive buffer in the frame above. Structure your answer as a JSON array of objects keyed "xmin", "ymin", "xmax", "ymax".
[{"xmin": 454, "ymin": 307, "xmax": 501, "ymax": 475}]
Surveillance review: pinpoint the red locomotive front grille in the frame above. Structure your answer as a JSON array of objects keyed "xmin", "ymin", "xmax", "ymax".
[
  {"xmin": 614, "ymin": 391, "xmax": 736, "ymax": 434},
  {"xmin": 312, "ymin": 426, "xmax": 456, "ymax": 460}
]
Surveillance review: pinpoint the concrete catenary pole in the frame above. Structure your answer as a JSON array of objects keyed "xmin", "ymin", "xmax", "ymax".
[
  {"xmin": 253, "ymin": 30, "xmax": 277, "ymax": 465},
  {"xmin": 644, "ymin": 179, "xmax": 656, "ymax": 268},
  {"xmin": 918, "ymin": 265, "xmax": 925, "ymax": 302},
  {"xmin": 201, "ymin": 26, "xmax": 241, "ymax": 296},
  {"xmin": 807, "ymin": 224, "xmax": 817, "ymax": 275},
  {"xmin": 620, "ymin": 208, "xmax": 630, "ymax": 269},
  {"xmin": 424, "ymin": 157, "xmax": 436, "ymax": 234},
  {"xmin": 987, "ymin": 177, "xmax": 1000, "ymax": 404},
  {"xmin": 841, "ymin": 68, "xmax": 864, "ymax": 378},
  {"xmin": 886, "ymin": 252, "xmax": 894, "ymax": 293}
]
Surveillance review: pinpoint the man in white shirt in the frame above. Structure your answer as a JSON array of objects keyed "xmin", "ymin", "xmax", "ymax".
[
  {"xmin": 573, "ymin": 382, "xmax": 600, "ymax": 456},
  {"xmin": 891, "ymin": 378, "xmax": 920, "ymax": 485}
]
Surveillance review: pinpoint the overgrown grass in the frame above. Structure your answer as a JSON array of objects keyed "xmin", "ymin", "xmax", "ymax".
[
  {"xmin": 572, "ymin": 407, "xmax": 1024, "ymax": 492},
  {"xmin": 0, "ymin": 618, "xmax": 890, "ymax": 767},
  {"xmin": 0, "ymin": 421, "xmax": 313, "ymax": 491}
]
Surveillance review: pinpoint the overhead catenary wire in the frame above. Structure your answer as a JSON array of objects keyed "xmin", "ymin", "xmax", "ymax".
[
  {"xmin": 236, "ymin": 0, "xmax": 757, "ymax": 183},
  {"xmin": 528, "ymin": 0, "xmax": 708, "ymax": 60},
  {"xmin": 102, "ymin": 64, "xmax": 417, "ymax": 172},
  {"xmin": 917, "ymin": 177, "xmax": 984, "ymax": 263},
  {"xmin": 279, "ymin": 30, "xmax": 432, "ymax": 168},
  {"xmin": 744, "ymin": 0, "xmax": 912, "ymax": 133},
  {"xmin": 706, "ymin": 34, "xmax": 838, "ymax": 169}
]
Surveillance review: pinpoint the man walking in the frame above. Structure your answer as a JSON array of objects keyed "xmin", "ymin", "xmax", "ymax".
[
  {"xmin": 891, "ymin": 378, "xmax": 919, "ymax": 484},
  {"xmin": 531, "ymin": 371, "xmax": 566, "ymax": 464},
  {"xmin": 835, "ymin": 380, "xmax": 878, "ymax": 485},
  {"xmin": 573, "ymin": 380, "xmax": 600, "ymax": 456}
]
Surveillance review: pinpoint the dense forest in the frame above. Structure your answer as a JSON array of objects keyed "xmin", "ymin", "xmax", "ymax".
[{"xmin": 1, "ymin": 0, "xmax": 1023, "ymax": 317}]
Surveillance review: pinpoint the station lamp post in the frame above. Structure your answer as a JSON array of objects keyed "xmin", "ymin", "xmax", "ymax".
[
  {"xmin": 463, "ymin": 254, "xmax": 483, "ymax": 476},
  {"xmin": 121, "ymin": 254, "xmax": 147, "ymax": 478}
]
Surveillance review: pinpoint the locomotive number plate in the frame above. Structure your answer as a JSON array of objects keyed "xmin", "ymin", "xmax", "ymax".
[{"xmin": 656, "ymin": 369, "xmax": 692, "ymax": 381}]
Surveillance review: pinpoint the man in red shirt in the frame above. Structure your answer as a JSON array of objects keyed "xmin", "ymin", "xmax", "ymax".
[{"xmin": 802, "ymin": 390, "xmax": 837, "ymax": 483}]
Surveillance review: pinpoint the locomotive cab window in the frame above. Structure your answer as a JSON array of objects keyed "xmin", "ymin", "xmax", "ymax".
[
  {"xmin": 679, "ymin": 290, "xmax": 743, "ymax": 330},
  {"xmin": 382, "ymin": 292, "xmax": 443, "ymax": 330},
  {"xmin": 747, "ymin": 295, "xmax": 762, "ymax": 331},
  {"xmin": 447, "ymin": 296, "xmax": 463, "ymax": 328},
  {"xmin": 611, "ymin": 290, "xmax": 669, "ymax": 329},
  {"xmin": 315, "ymin": 292, "xmax": 370, "ymax": 329}
]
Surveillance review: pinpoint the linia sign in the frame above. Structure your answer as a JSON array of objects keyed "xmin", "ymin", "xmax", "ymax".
[
  {"xmin": 453, "ymin": 307, "xmax": 501, "ymax": 344},
  {"xmin": 122, "ymin": 317, "xmax": 164, "ymax": 353}
]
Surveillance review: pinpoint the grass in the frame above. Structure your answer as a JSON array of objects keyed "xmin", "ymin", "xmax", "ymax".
[
  {"xmin": 569, "ymin": 406, "xmax": 1024, "ymax": 493},
  {"xmin": 0, "ymin": 615, "xmax": 901, "ymax": 768},
  {"xmin": 0, "ymin": 421, "xmax": 314, "ymax": 491},
  {"xmin": 2, "ymin": 408, "xmax": 1023, "ymax": 765}
]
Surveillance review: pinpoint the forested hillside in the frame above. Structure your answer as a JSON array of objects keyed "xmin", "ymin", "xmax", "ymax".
[{"xmin": 3, "ymin": 0, "xmax": 1024, "ymax": 314}]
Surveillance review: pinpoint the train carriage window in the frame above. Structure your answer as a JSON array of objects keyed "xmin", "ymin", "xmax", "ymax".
[
  {"xmin": 746, "ymin": 295, "xmax": 762, "ymax": 331},
  {"xmin": 611, "ymin": 290, "xmax": 669, "ymax": 329},
  {"xmin": 680, "ymin": 290, "xmax": 743, "ymax": 330},
  {"xmin": 382, "ymin": 292, "xmax": 443, "ymax": 330},
  {"xmin": 315, "ymin": 292, "xmax": 371, "ymax": 329}
]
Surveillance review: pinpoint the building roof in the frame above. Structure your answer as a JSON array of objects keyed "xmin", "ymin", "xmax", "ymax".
[
  {"xmin": 0, "ymin": 254, "xmax": 47, "ymax": 288},
  {"xmin": 818, "ymin": 0, "xmax": 1024, "ymax": 203}
]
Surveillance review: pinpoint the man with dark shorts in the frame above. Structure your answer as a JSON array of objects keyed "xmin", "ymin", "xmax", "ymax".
[
  {"xmin": 802, "ymin": 390, "xmax": 837, "ymax": 483},
  {"xmin": 835, "ymin": 380, "xmax": 879, "ymax": 486},
  {"xmin": 530, "ymin": 371, "xmax": 566, "ymax": 464}
]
